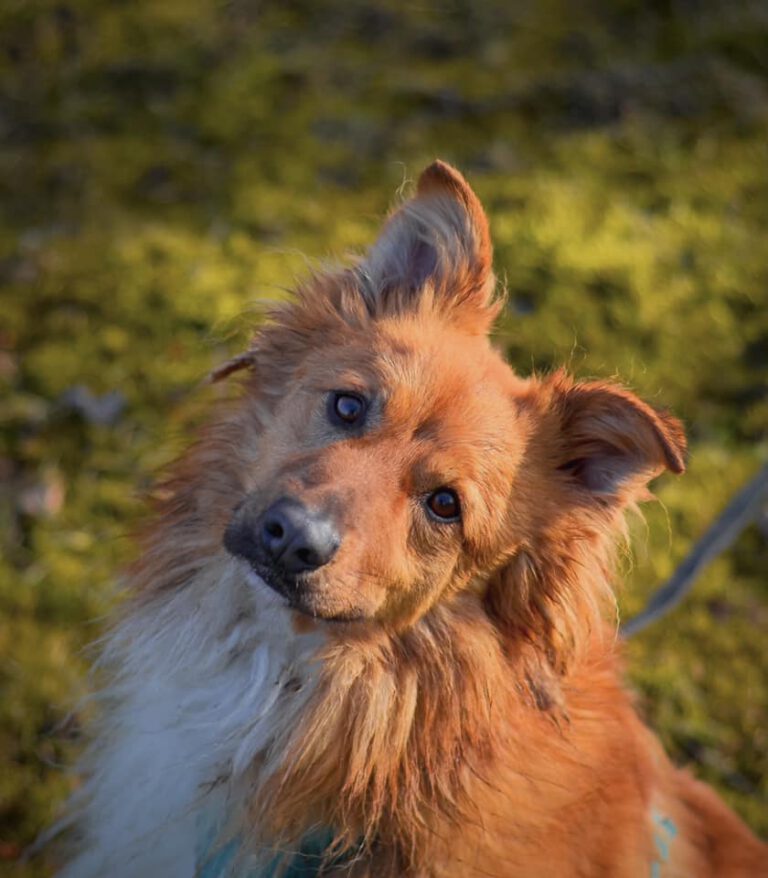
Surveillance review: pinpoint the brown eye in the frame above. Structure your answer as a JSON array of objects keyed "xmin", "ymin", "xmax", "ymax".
[
  {"xmin": 329, "ymin": 392, "xmax": 367, "ymax": 427},
  {"xmin": 426, "ymin": 488, "xmax": 461, "ymax": 522}
]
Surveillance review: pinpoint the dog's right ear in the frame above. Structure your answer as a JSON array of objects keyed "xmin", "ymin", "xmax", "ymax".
[
  {"xmin": 360, "ymin": 161, "xmax": 497, "ymax": 332},
  {"xmin": 544, "ymin": 371, "xmax": 687, "ymax": 504}
]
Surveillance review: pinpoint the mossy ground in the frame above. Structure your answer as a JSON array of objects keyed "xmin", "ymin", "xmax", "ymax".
[{"xmin": 1, "ymin": 1, "xmax": 767, "ymax": 873}]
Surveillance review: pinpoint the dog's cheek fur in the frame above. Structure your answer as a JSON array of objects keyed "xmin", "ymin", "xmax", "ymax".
[
  {"xmin": 126, "ymin": 403, "xmax": 258, "ymax": 600},
  {"xmin": 483, "ymin": 370, "xmax": 687, "ymax": 674}
]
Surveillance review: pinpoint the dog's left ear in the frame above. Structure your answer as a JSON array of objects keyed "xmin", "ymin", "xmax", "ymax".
[
  {"xmin": 547, "ymin": 372, "xmax": 686, "ymax": 502},
  {"xmin": 361, "ymin": 160, "xmax": 497, "ymax": 332},
  {"xmin": 209, "ymin": 351, "xmax": 257, "ymax": 383}
]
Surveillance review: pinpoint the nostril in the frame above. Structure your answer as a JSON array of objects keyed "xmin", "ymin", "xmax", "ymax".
[
  {"xmin": 295, "ymin": 547, "xmax": 316, "ymax": 566},
  {"xmin": 261, "ymin": 513, "xmax": 289, "ymax": 562}
]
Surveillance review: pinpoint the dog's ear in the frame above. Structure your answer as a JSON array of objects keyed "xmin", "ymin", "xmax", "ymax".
[
  {"xmin": 546, "ymin": 371, "xmax": 686, "ymax": 502},
  {"xmin": 360, "ymin": 160, "xmax": 497, "ymax": 332},
  {"xmin": 209, "ymin": 351, "xmax": 257, "ymax": 383}
]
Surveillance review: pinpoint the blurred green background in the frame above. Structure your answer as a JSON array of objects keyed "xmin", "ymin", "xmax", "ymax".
[{"xmin": 1, "ymin": 0, "xmax": 767, "ymax": 873}]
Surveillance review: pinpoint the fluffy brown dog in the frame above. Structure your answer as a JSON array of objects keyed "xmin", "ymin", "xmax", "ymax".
[{"xmin": 61, "ymin": 162, "xmax": 766, "ymax": 877}]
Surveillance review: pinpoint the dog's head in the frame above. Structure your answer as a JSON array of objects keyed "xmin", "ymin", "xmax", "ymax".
[{"xmin": 220, "ymin": 161, "xmax": 686, "ymax": 634}]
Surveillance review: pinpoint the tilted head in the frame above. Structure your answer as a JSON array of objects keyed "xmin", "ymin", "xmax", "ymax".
[{"xmin": 213, "ymin": 161, "xmax": 685, "ymax": 640}]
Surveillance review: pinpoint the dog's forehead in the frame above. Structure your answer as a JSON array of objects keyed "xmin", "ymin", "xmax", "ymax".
[{"xmin": 372, "ymin": 320, "xmax": 521, "ymax": 450}]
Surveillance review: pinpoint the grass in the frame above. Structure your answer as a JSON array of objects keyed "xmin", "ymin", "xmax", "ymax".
[{"xmin": 1, "ymin": 1, "xmax": 767, "ymax": 872}]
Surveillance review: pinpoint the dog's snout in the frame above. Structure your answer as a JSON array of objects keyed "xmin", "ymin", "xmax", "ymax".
[
  {"xmin": 260, "ymin": 498, "xmax": 340, "ymax": 573},
  {"xmin": 225, "ymin": 497, "xmax": 340, "ymax": 575}
]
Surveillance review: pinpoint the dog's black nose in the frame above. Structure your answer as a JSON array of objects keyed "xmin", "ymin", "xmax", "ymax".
[
  {"xmin": 258, "ymin": 498, "xmax": 340, "ymax": 574},
  {"xmin": 224, "ymin": 496, "xmax": 341, "ymax": 576},
  {"xmin": 258, "ymin": 498, "xmax": 341, "ymax": 575}
]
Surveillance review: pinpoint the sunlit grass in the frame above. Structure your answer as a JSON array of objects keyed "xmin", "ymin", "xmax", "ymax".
[{"xmin": 1, "ymin": 1, "xmax": 766, "ymax": 871}]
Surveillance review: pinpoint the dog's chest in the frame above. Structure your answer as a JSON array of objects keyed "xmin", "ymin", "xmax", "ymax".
[{"xmin": 67, "ymin": 574, "xmax": 324, "ymax": 878}]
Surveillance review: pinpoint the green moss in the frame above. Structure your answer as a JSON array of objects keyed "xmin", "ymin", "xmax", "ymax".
[{"xmin": 1, "ymin": 1, "xmax": 766, "ymax": 872}]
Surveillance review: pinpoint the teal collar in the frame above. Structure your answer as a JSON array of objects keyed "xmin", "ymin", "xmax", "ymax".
[
  {"xmin": 197, "ymin": 811, "xmax": 678, "ymax": 876},
  {"xmin": 197, "ymin": 826, "xmax": 353, "ymax": 878},
  {"xmin": 651, "ymin": 809, "xmax": 678, "ymax": 877}
]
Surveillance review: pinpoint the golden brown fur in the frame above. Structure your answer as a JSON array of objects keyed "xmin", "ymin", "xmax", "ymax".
[{"xmin": 108, "ymin": 161, "xmax": 765, "ymax": 876}]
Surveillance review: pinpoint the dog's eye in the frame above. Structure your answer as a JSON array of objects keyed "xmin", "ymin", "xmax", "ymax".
[
  {"xmin": 329, "ymin": 392, "xmax": 367, "ymax": 427},
  {"xmin": 426, "ymin": 488, "xmax": 461, "ymax": 522}
]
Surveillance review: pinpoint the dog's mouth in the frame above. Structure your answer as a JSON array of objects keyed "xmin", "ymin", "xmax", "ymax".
[
  {"xmin": 242, "ymin": 558, "xmax": 311, "ymax": 607},
  {"xmin": 236, "ymin": 558, "xmax": 366, "ymax": 623}
]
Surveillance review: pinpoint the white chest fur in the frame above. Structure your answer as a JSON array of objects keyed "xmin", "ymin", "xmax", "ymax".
[{"xmin": 61, "ymin": 560, "xmax": 324, "ymax": 878}]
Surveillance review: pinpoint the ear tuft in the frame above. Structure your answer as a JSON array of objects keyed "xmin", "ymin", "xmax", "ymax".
[
  {"xmin": 209, "ymin": 351, "xmax": 257, "ymax": 383},
  {"xmin": 417, "ymin": 160, "xmax": 477, "ymax": 203},
  {"xmin": 549, "ymin": 372, "xmax": 687, "ymax": 501},
  {"xmin": 652, "ymin": 409, "xmax": 687, "ymax": 474}
]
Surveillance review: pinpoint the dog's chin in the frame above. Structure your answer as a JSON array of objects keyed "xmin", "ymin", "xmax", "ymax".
[
  {"xmin": 238, "ymin": 562, "xmax": 288, "ymax": 608},
  {"xmin": 237, "ymin": 560, "xmax": 368, "ymax": 623}
]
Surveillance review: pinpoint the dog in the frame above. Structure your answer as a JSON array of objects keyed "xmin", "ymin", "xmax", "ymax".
[{"xmin": 59, "ymin": 161, "xmax": 767, "ymax": 877}]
